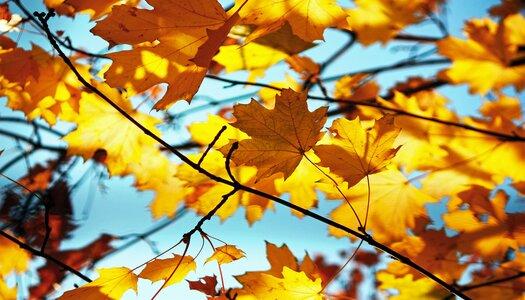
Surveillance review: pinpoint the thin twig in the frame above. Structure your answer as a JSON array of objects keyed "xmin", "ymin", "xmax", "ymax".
[
  {"xmin": 40, "ymin": 197, "xmax": 51, "ymax": 252},
  {"xmin": 198, "ymin": 126, "xmax": 227, "ymax": 166},
  {"xmin": 0, "ymin": 230, "xmax": 92, "ymax": 282}
]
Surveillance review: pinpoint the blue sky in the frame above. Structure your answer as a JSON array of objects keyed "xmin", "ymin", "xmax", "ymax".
[{"xmin": 1, "ymin": 0, "xmax": 524, "ymax": 299}]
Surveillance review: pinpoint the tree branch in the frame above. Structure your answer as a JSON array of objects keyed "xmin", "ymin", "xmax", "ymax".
[
  {"xmin": 0, "ymin": 229, "xmax": 92, "ymax": 282},
  {"xmin": 198, "ymin": 126, "xmax": 227, "ymax": 166},
  {"xmin": 460, "ymin": 272, "xmax": 525, "ymax": 292}
]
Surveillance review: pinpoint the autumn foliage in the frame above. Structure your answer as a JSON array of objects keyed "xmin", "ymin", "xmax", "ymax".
[{"xmin": 0, "ymin": 0, "xmax": 524, "ymax": 299}]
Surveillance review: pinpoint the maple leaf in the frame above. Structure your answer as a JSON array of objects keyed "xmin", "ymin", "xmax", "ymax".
[
  {"xmin": 244, "ymin": 22, "xmax": 316, "ymax": 54},
  {"xmin": 222, "ymin": 88, "xmax": 327, "ymax": 180},
  {"xmin": 214, "ymin": 42, "xmax": 289, "ymax": 81},
  {"xmin": 489, "ymin": 0, "xmax": 525, "ymax": 18},
  {"xmin": 315, "ymin": 115, "xmax": 401, "ymax": 188},
  {"xmin": 0, "ymin": 233, "xmax": 30, "ymax": 276},
  {"xmin": 234, "ymin": 242, "xmax": 323, "ymax": 299},
  {"xmin": 0, "ymin": 39, "xmax": 39, "ymax": 84},
  {"xmin": 263, "ymin": 242, "xmax": 298, "ymax": 277},
  {"xmin": 274, "ymin": 153, "xmax": 326, "ymax": 217},
  {"xmin": 285, "ymin": 55, "xmax": 320, "ymax": 81},
  {"xmin": 479, "ymin": 94, "xmax": 522, "ymax": 120},
  {"xmin": 443, "ymin": 190, "xmax": 525, "ymax": 260},
  {"xmin": 346, "ymin": 0, "xmax": 442, "ymax": 45},
  {"xmin": 139, "ymin": 255, "xmax": 196, "ymax": 287},
  {"xmin": 257, "ymin": 76, "xmax": 301, "ymax": 108},
  {"xmin": 212, "ymin": 23, "xmax": 316, "ymax": 80},
  {"xmin": 326, "ymin": 170, "xmax": 438, "ymax": 243},
  {"xmin": 377, "ymin": 92, "xmax": 452, "ymax": 172},
  {"xmin": 386, "ymin": 230, "xmax": 465, "ymax": 282},
  {"xmin": 187, "ymin": 275, "xmax": 218, "ymax": 298},
  {"xmin": 334, "ymin": 74, "xmax": 380, "ymax": 103},
  {"xmin": 438, "ymin": 14, "xmax": 525, "ymax": 94},
  {"xmin": 177, "ymin": 150, "xmax": 263, "ymax": 222},
  {"xmin": 31, "ymin": 235, "xmax": 114, "ymax": 299},
  {"xmin": 421, "ymin": 115, "xmax": 525, "ymax": 200},
  {"xmin": 236, "ymin": 267, "xmax": 322, "ymax": 299},
  {"xmin": 464, "ymin": 252, "xmax": 525, "ymax": 299},
  {"xmin": 92, "ymin": 0, "xmax": 242, "ymax": 108},
  {"xmin": 143, "ymin": 168, "xmax": 192, "ymax": 220},
  {"xmin": 0, "ymin": 4, "xmax": 11, "ymax": 21},
  {"xmin": 205, "ymin": 244, "xmax": 246, "ymax": 265},
  {"xmin": 233, "ymin": 0, "xmax": 347, "ymax": 42},
  {"xmin": 0, "ymin": 45, "xmax": 88, "ymax": 125},
  {"xmin": 188, "ymin": 114, "xmax": 249, "ymax": 149},
  {"xmin": 63, "ymin": 84, "xmax": 162, "ymax": 176},
  {"xmin": 59, "ymin": 267, "xmax": 138, "ymax": 300},
  {"xmin": 45, "ymin": 0, "xmax": 140, "ymax": 20},
  {"xmin": 0, "ymin": 279, "xmax": 16, "ymax": 300},
  {"xmin": 377, "ymin": 273, "xmax": 447, "ymax": 300}
]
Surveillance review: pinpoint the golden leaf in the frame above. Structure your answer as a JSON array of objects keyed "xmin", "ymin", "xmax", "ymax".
[
  {"xmin": 59, "ymin": 267, "xmax": 138, "ymax": 300},
  {"xmin": 223, "ymin": 88, "xmax": 327, "ymax": 180},
  {"xmin": 139, "ymin": 255, "xmax": 196, "ymax": 287},
  {"xmin": 315, "ymin": 115, "xmax": 400, "ymax": 187},
  {"xmin": 205, "ymin": 244, "xmax": 246, "ymax": 265}
]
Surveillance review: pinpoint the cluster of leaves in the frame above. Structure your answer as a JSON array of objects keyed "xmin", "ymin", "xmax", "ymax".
[{"xmin": 0, "ymin": 0, "xmax": 524, "ymax": 299}]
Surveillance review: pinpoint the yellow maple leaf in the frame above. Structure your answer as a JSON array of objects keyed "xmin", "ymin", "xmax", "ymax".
[
  {"xmin": 178, "ymin": 150, "xmax": 258, "ymax": 221},
  {"xmin": 139, "ymin": 255, "xmax": 196, "ymax": 287},
  {"xmin": 214, "ymin": 42, "xmax": 289, "ymax": 81},
  {"xmin": 263, "ymin": 241, "xmax": 299, "ymax": 277},
  {"xmin": 326, "ymin": 170, "xmax": 438, "ymax": 243},
  {"xmin": 233, "ymin": 0, "xmax": 347, "ymax": 42},
  {"xmin": 0, "ymin": 234, "xmax": 30, "ymax": 276},
  {"xmin": 92, "ymin": 0, "xmax": 240, "ymax": 108},
  {"xmin": 140, "ymin": 164, "xmax": 192, "ymax": 220},
  {"xmin": 45, "ymin": 0, "xmax": 140, "ymax": 19},
  {"xmin": 59, "ymin": 267, "xmax": 138, "ymax": 300},
  {"xmin": 274, "ymin": 153, "xmax": 325, "ymax": 217},
  {"xmin": 346, "ymin": 0, "xmax": 442, "ymax": 45},
  {"xmin": 1, "ymin": 46, "xmax": 88, "ymax": 125},
  {"xmin": 378, "ymin": 92, "xmax": 452, "ymax": 172},
  {"xmin": 0, "ymin": 279, "xmax": 16, "ymax": 300},
  {"xmin": 479, "ymin": 94, "xmax": 522, "ymax": 120},
  {"xmin": 188, "ymin": 114, "xmax": 249, "ymax": 149},
  {"xmin": 257, "ymin": 75, "xmax": 300, "ymax": 108},
  {"xmin": 63, "ymin": 84, "xmax": 161, "ymax": 176},
  {"xmin": 205, "ymin": 244, "xmax": 246, "ymax": 265},
  {"xmin": 235, "ymin": 242, "xmax": 322, "ymax": 300},
  {"xmin": 443, "ymin": 190, "xmax": 525, "ymax": 260},
  {"xmin": 237, "ymin": 22, "xmax": 316, "ymax": 55},
  {"xmin": 421, "ymin": 116, "xmax": 525, "ymax": 199},
  {"xmin": 334, "ymin": 74, "xmax": 380, "ymax": 103},
  {"xmin": 222, "ymin": 88, "xmax": 327, "ymax": 180},
  {"xmin": 386, "ymin": 230, "xmax": 465, "ymax": 282},
  {"xmin": 377, "ymin": 273, "xmax": 447, "ymax": 300},
  {"xmin": 315, "ymin": 115, "xmax": 400, "ymax": 188},
  {"xmin": 438, "ymin": 14, "xmax": 525, "ymax": 94},
  {"xmin": 237, "ymin": 267, "xmax": 322, "ymax": 300}
]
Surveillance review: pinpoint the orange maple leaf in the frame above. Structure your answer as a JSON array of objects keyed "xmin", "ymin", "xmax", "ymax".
[{"xmin": 222, "ymin": 88, "xmax": 327, "ymax": 180}]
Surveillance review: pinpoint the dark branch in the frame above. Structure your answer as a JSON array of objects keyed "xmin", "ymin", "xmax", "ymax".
[
  {"xmin": 0, "ymin": 229, "xmax": 92, "ymax": 282},
  {"xmin": 198, "ymin": 126, "xmax": 227, "ymax": 166},
  {"xmin": 461, "ymin": 272, "xmax": 525, "ymax": 292}
]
